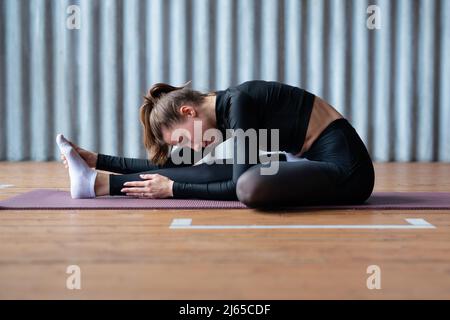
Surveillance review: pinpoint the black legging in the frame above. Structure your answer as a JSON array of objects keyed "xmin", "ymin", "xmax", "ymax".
[
  {"xmin": 236, "ymin": 118, "xmax": 375, "ymax": 208},
  {"xmin": 109, "ymin": 162, "xmax": 234, "ymax": 195},
  {"xmin": 109, "ymin": 118, "xmax": 375, "ymax": 208}
]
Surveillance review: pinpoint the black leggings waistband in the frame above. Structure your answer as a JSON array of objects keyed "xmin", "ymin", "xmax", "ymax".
[
  {"xmin": 303, "ymin": 118, "xmax": 370, "ymax": 162},
  {"xmin": 314, "ymin": 118, "xmax": 351, "ymax": 142}
]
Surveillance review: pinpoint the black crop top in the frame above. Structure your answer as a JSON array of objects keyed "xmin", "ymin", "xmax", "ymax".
[{"xmin": 171, "ymin": 80, "xmax": 315, "ymax": 200}]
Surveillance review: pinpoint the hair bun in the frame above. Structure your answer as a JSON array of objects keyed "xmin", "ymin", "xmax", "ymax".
[{"xmin": 148, "ymin": 80, "xmax": 192, "ymax": 101}]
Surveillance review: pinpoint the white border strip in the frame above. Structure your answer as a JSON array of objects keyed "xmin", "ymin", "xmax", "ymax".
[{"xmin": 169, "ymin": 218, "xmax": 436, "ymax": 230}]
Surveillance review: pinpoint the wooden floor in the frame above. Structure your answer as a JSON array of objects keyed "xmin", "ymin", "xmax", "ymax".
[{"xmin": 0, "ymin": 162, "xmax": 449, "ymax": 299}]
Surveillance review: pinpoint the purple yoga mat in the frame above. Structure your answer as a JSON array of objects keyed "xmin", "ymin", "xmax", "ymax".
[{"xmin": 1, "ymin": 189, "xmax": 450, "ymax": 210}]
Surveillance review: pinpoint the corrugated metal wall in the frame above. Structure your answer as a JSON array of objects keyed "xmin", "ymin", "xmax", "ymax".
[{"xmin": 0, "ymin": 0, "xmax": 449, "ymax": 162}]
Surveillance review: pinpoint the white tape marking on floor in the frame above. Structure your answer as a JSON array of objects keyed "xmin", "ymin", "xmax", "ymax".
[
  {"xmin": 169, "ymin": 218, "xmax": 436, "ymax": 230},
  {"xmin": 0, "ymin": 184, "xmax": 14, "ymax": 189}
]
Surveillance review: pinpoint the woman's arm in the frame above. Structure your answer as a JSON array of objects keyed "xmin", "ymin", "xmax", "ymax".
[
  {"xmin": 171, "ymin": 90, "xmax": 259, "ymax": 200},
  {"xmin": 95, "ymin": 146, "xmax": 204, "ymax": 174}
]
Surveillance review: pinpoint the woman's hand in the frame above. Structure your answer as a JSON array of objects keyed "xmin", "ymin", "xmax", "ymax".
[
  {"xmin": 60, "ymin": 141, "xmax": 98, "ymax": 168},
  {"xmin": 121, "ymin": 174, "xmax": 174, "ymax": 199}
]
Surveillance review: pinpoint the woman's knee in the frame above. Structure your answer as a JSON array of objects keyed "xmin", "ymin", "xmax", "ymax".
[{"xmin": 236, "ymin": 168, "xmax": 268, "ymax": 208}]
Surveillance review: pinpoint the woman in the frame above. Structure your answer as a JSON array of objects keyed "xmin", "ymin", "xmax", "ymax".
[{"xmin": 57, "ymin": 80, "xmax": 375, "ymax": 208}]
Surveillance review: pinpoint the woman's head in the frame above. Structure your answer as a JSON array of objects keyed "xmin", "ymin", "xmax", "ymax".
[{"xmin": 140, "ymin": 81, "xmax": 217, "ymax": 165}]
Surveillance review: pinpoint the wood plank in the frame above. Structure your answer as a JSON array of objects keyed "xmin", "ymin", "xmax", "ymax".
[{"xmin": 0, "ymin": 162, "xmax": 449, "ymax": 299}]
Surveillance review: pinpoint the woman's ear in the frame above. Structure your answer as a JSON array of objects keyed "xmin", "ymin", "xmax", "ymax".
[{"xmin": 179, "ymin": 105, "xmax": 196, "ymax": 117}]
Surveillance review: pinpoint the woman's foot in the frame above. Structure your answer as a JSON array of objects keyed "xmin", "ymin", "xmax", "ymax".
[{"xmin": 56, "ymin": 134, "xmax": 97, "ymax": 199}]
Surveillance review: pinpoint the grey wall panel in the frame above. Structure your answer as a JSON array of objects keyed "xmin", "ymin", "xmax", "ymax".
[
  {"xmin": 439, "ymin": 0, "xmax": 450, "ymax": 161},
  {"xmin": 0, "ymin": 0, "xmax": 6, "ymax": 160},
  {"xmin": 100, "ymin": 0, "xmax": 120, "ymax": 157},
  {"xmin": 5, "ymin": 0, "xmax": 25, "ymax": 160},
  {"xmin": 0, "ymin": 0, "xmax": 449, "ymax": 162}
]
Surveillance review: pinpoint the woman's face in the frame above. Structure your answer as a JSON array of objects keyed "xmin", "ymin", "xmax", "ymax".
[{"xmin": 161, "ymin": 105, "xmax": 215, "ymax": 152}]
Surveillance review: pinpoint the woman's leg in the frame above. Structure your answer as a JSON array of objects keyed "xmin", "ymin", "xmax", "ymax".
[
  {"xmin": 94, "ymin": 172, "xmax": 110, "ymax": 196},
  {"xmin": 236, "ymin": 157, "xmax": 374, "ymax": 208},
  {"xmin": 236, "ymin": 159, "xmax": 343, "ymax": 208},
  {"xmin": 57, "ymin": 132, "xmax": 233, "ymax": 198},
  {"xmin": 108, "ymin": 163, "xmax": 233, "ymax": 196},
  {"xmin": 236, "ymin": 118, "xmax": 375, "ymax": 208}
]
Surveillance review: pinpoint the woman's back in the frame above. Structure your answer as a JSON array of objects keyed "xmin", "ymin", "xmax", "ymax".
[{"xmin": 215, "ymin": 80, "xmax": 316, "ymax": 154}]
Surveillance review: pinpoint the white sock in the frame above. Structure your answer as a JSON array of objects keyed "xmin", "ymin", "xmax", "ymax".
[{"xmin": 56, "ymin": 134, "xmax": 97, "ymax": 199}]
